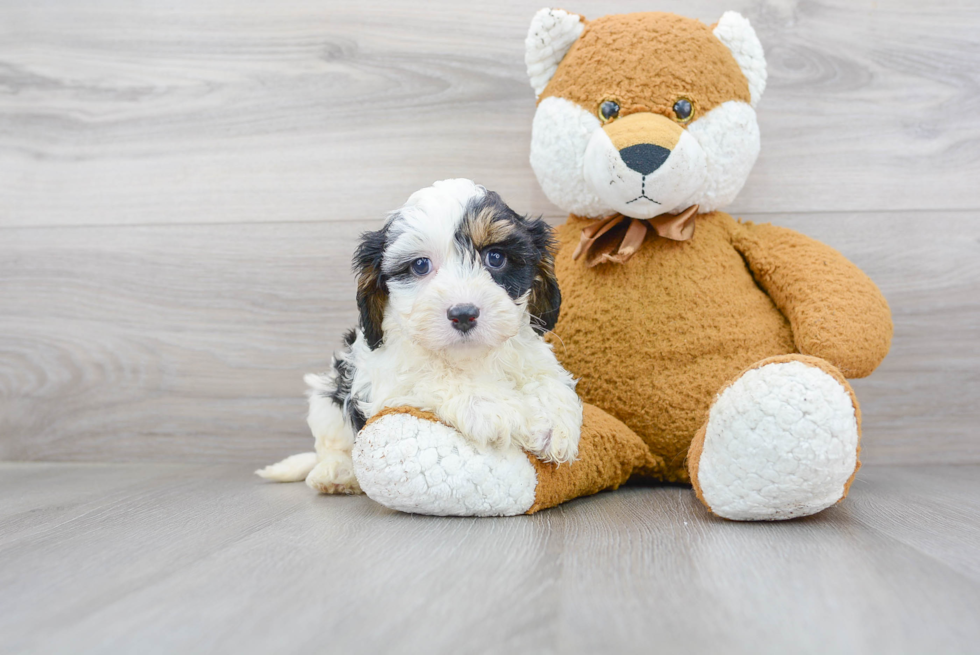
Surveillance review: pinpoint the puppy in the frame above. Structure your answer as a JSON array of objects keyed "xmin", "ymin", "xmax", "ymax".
[{"xmin": 257, "ymin": 179, "xmax": 582, "ymax": 494}]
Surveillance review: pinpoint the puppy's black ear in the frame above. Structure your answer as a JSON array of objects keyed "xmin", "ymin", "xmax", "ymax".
[
  {"xmin": 524, "ymin": 216, "xmax": 562, "ymax": 334},
  {"xmin": 353, "ymin": 223, "xmax": 389, "ymax": 349}
]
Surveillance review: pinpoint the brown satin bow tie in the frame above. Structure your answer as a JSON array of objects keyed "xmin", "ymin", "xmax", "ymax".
[{"xmin": 572, "ymin": 205, "xmax": 699, "ymax": 267}]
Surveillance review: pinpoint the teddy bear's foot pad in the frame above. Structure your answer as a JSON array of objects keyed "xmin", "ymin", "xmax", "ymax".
[
  {"xmin": 693, "ymin": 359, "xmax": 860, "ymax": 521},
  {"xmin": 352, "ymin": 411, "xmax": 537, "ymax": 516}
]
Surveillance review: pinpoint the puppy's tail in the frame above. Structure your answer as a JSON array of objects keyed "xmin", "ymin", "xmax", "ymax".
[
  {"xmin": 255, "ymin": 452, "xmax": 318, "ymax": 482},
  {"xmin": 303, "ymin": 371, "xmax": 335, "ymax": 395}
]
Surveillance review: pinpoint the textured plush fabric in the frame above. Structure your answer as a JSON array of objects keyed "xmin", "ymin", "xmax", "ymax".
[
  {"xmin": 525, "ymin": 8, "xmax": 586, "ymax": 97},
  {"xmin": 356, "ymin": 403, "xmax": 657, "ymax": 516},
  {"xmin": 731, "ymin": 223, "xmax": 894, "ymax": 378},
  {"xmin": 687, "ymin": 354, "xmax": 862, "ymax": 520},
  {"xmin": 356, "ymin": 406, "xmax": 538, "ymax": 517},
  {"xmin": 350, "ymin": 10, "xmax": 891, "ymax": 519},
  {"xmin": 364, "ymin": 405, "xmax": 446, "ymax": 429},
  {"xmin": 353, "ymin": 212, "xmax": 888, "ymax": 514},
  {"xmin": 540, "ymin": 12, "xmax": 751, "ymax": 120},
  {"xmin": 548, "ymin": 211, "xmax": 889, "ymax": 483},
  {"xmin": 527, "ymin": 403, "xmax": 661, "ymax": 514},
  {"xmin": 528, "ymin": 11, "xmax": 763, "ymax": 219},
  {"xmin": 712, "ymin": 11, "xmax": 767, "ymax": 105}
]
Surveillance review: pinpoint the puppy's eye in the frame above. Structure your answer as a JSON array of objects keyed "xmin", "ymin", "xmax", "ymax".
[
  {"xmin": 484, "ymin": 250, "xmax": 506, "ymax": 270},
  {"xmin": 598, "ymin": 100, "xmax": 620, "ymax": 123},
  {"xmin": 673, "ymin": 98, "xmax": 694, "ymax": 123},
  {"xmin": 410, "ymin": 257, "xmax": 431, "ymax": 276}
]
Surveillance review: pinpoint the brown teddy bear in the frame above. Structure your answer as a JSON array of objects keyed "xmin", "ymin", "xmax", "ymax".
[{"xmin": 349, "ymin": 9, "xmax": 893, "ymax": 520}]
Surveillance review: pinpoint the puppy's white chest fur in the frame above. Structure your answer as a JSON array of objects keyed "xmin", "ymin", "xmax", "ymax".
[{"xmin": 352, "ymin": 324, "xmax": 582, "ymax": 464}]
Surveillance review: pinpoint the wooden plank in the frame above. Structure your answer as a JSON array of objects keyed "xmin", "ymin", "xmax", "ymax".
[
  {"xmin": 1, "ymin": 0, "xmax": 978, "ymax": 228},
  {"xmin": 0, "ymin": 220, "xmax": 364, "ymax": 464},
  {"xmin": 1, "ymin": 210, "xmax": 977, "ymax": 465},
  {"xmin": 554, "ymin": 465, "xmax": 980, "ymax": 654},
  {"xmin": 846, "ymin": 465, "xmax": 980, "ymax": 582},
  {"xmin": 0, "ymin": 462, "xmax": 978, "ymax": 654}
]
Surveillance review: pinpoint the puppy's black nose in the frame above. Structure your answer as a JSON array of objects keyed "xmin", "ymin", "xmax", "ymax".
[
  {"xmin": 620, "ymin": 143, "xmax": 671, "ymax": 176},
  {"xmin": 448, "ymin": 304, "xmax": 480, "ymax": 333}
]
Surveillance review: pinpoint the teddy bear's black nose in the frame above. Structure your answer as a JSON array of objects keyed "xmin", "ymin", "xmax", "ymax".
[
  {"xmin": 620, "ymin": 143, "xmax": 671, "ymax": 176},
  {"xmin": 448, "ymin": 304, "xmax": 480, "ymax": 333}
]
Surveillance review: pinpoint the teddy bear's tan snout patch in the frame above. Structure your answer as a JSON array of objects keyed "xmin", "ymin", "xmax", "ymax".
[
  {"xmin": 604, "ymin": 112, "xmax": 684, "ymax": 176},
  {"xmin": 604, "ymin": 112, "xmax": 683, "ymax": 151}
]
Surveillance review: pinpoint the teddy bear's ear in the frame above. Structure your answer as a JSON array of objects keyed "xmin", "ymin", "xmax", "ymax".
[
  {"xmin": 713, "ymin": 11, "xmax": 767, "ymax": 107},
  {"xmin": 525, "ymin": 8, "xmax": 586, "ymax": 98}
]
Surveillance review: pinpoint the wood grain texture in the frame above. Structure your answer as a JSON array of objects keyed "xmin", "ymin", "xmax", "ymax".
[
  {"xmin": 2, "ymin": 3, "xmax": 977, "ymax": 650},
  {"xmin": 0, "ymin": 462, "xmax": 978, "ymax": 654},
  {"xmin": 0, "ymin": 0, "xmax": 978, "ymax": 228},
  {"xmin": 1, "ymin": 210, "xmax": 978, "ymax": 465},
  {"xmin": 2, "ymin": 0, "xmax": 979, "ymax": 465},
  {"xmin": 0, "ymin": 221, "xmax": 362, "ymax": 463}
]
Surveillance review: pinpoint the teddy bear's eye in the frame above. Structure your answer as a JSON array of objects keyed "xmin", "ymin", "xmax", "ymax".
[
  {"xmin": 598, "ymin": 100, "xmax": 620, "ymax": 123},
  {"xmin": 673, "ymin": 98, "xmax": 694, "ymax": 123}
]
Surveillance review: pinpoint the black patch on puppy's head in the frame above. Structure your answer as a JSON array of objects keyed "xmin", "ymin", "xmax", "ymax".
[
  {"xmin": 455, "ymin": 191, "xmax": 562, "ymax": 334},
  {"xmin": 353, "ymin": 222, "xmax": 390, "ymax": 349}
]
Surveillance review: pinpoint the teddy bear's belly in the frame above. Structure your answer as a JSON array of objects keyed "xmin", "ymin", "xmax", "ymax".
[{"xmin": 551, "ymin": 213, "xmax": 796, "ymax": 482}]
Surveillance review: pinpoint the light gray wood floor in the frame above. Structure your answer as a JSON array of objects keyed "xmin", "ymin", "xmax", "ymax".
[
  {"xmin": 2, "ymin": 2, "xmax": 979, "ymax": 652},
  {"xmin": 1, "ymin": 462, "xmax": 978, "ymax": 655}
]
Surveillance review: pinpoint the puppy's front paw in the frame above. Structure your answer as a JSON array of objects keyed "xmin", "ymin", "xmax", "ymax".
[
  {"xmin": 527, "ymin": 418, "xmax": 580, "ymax": 464},
  {"xmin": 523, "ymin": 388, "xmax": 582, "ymax": 464},
  {"xmin": 446, "ymin": 397, "xmax": 521, "ymax": 449},
  {"xmin": 306, "ymin": 450, "xmax": 362, "ymax": 495}
]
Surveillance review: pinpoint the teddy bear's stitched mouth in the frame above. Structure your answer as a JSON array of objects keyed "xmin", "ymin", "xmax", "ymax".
[
  {"xmin": 624, "ymin": 176, "xmax": 661, "ymax": 205},
  {"xmin": 626, "ymin": 194, "xmax": 660, "ymax": 205}
]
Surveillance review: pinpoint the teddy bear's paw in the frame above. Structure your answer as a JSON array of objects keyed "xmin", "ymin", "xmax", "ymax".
[
  {"xmin": 305, "ymin": 450, "xmax": 362, "ymax": 495},
  {"xmin": 693, "ymin": 360, "xmax": 859, "ymax": 521},
  {"xmin": 352, "ymin": 412, "xmax": 537, "ymax": 517}
]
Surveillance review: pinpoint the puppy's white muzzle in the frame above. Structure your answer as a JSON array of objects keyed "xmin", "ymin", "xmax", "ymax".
[{"xmin": 403, "ymin": 262, "xmax": 522, "ymax": 354}]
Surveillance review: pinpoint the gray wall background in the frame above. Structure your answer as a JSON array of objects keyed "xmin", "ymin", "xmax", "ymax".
[{"xmin": 1, "ymin": 0, "xmax": 977, "ymax": 465}]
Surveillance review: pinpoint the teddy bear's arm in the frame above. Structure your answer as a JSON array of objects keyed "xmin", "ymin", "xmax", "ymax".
[{"xmin": 731, "ymin": 222, "xmax": 893, "ymax": 378}]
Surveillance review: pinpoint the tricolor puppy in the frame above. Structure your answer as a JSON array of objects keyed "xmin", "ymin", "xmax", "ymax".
[{"xmin": 257, "ymin": 179, "xmax": 582, "ymax": 493}]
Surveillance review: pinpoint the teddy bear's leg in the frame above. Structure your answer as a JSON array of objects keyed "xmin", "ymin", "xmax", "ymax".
[
  {"xmin": 688, "ymin": 355, "xmax": 861, "ymax": 521},
  {"xmin": 352, "ymin": 405, "xmax": 659, "ymax": 517}
]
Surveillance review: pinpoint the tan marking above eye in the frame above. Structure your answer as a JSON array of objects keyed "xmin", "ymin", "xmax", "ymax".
[{"xmin": 464, "ymin": 209, "xmax": 515, "ymax": 248}]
